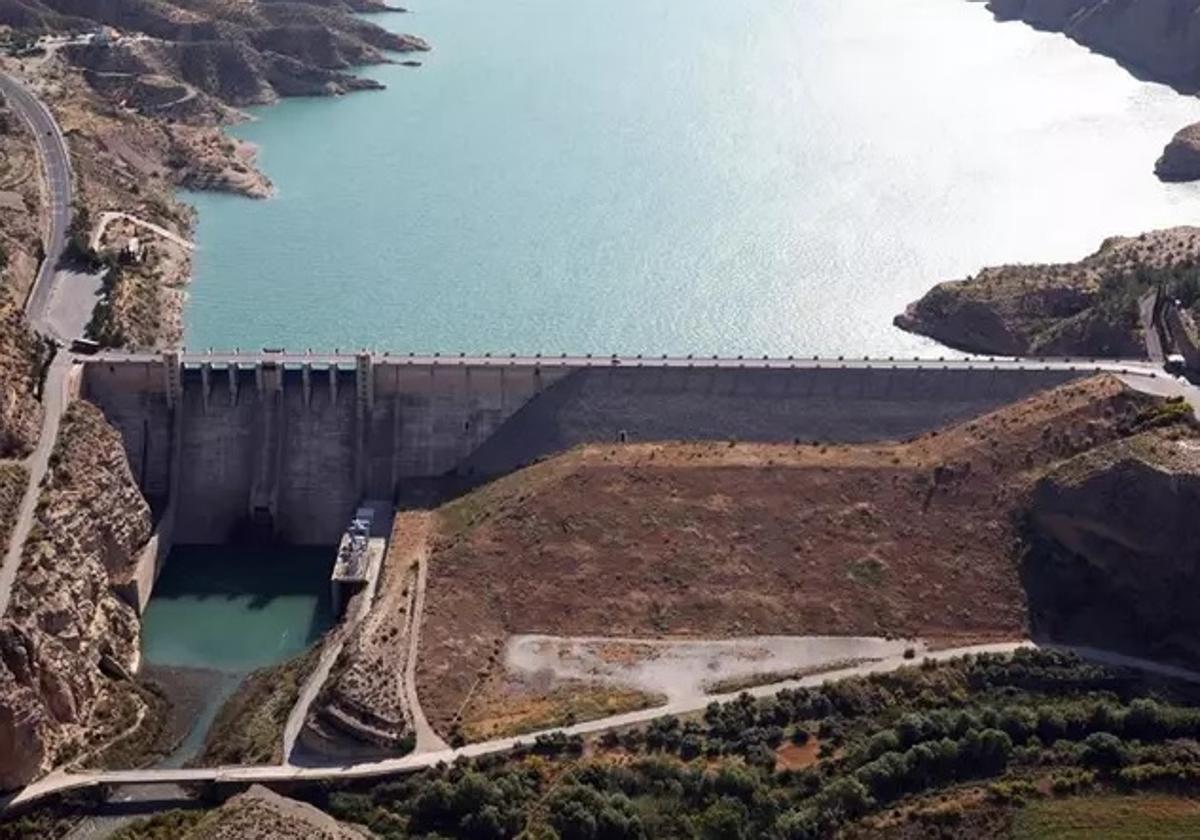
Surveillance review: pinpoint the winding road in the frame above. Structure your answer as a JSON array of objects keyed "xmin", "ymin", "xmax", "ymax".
[
  {"xmin": 0, "ymin": 72, "xmax": 75, "ymax": 621},
  {"xmin": 0, "ymin": 70, "xmax": 73, "ymax": 333}
]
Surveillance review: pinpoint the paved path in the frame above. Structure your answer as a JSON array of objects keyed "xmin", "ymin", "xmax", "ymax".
[
  {"xmin": 0, "ymin": 70, "xmax": 72, "ymax": 333},
  {"xmin": 90, "ymin": 211, "xmax": 195, "ymax": 253},
  {"xmin": 0, "ymin": 353, "xmax": 71, "ymax": 618},
  {"xmin": 403, "ymin": 522, "xmax": 448, "ymax": 754}
]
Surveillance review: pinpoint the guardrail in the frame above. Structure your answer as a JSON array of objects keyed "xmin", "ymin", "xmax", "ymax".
[{"xmin": 79, "ymin": 349, "xmax": 1163, "ymax": 378}]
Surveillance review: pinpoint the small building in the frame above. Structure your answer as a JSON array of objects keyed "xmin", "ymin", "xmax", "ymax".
[
  {"xmin": 123, "ymin": 236, "xmax": 143, "ymax": 263},
  {"xmin": 90, "ymin": 27, "xmax": 119, "ymax": 47}
]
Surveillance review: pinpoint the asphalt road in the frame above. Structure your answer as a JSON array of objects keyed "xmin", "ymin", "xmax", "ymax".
[
  {"xmin": 0, "ymin": 71, "xmax": 73, "ymax": 333},
  {"xmin": 0, "ymin": 75, "xmax": 75, "ymax": 621}
]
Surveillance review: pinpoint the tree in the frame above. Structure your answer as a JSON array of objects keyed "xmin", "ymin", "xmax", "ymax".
[
  {"xmin": 545, "ymin": 786, "xmax": 644, "ymax": 840},
  {"xmin": 692, "ymin": 798, "xmax": 749, "ymax": 840},
  {"xmin": 1081, "ymin": 732, "xmax": 1130, "ymax": 772}
]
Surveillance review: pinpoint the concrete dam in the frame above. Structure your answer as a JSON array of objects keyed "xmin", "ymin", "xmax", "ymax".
[{"xmin": 81, "ymin": 350, "xmax": 1093, "ymax": 548}]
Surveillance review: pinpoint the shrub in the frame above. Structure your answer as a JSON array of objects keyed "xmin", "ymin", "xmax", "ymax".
[{"xmin": 1080, "ymin": 732, "xmax": 1131, "ymax": 771}]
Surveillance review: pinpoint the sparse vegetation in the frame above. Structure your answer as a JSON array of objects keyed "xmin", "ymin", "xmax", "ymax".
[
  {"xmin": 191, "ymin": 645, "xmax": 322, "ymax": 767},
  {"xmin": 458, "ymin": 683, "xmax": 665, "ymax": 742},
  {"xmin": 109, "ymin": 809, "xmax": 206, "ymax": 840}
]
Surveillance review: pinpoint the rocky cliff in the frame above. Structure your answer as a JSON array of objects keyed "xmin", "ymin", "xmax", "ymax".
[
  {"xmin": 984, "ymin": 0, "xmax": 1200, "ymax": 182},
  {"xmin": 895, "ymin": 227, "xmax": 1200, "ymax": 357},
  {"xmin": 1024, "ymin": 415, "xmax": 1200, "ymax": 665},
  {"xmin": 0, "ymin": 400, "xmax": 153, "ymax": 790}
]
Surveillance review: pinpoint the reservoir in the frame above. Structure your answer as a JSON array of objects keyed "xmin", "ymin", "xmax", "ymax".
[
  {"xmin": 184, "ymin": 0, "xmax": 1200, "ymax": 356},
  {"xmin": 139, "ymin": 545, "xmax": 334, "ymax": 761}
]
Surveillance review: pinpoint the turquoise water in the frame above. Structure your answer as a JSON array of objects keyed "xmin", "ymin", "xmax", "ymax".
[
  {"xmin": 141, "ymin": 544, "xmax": 334, "ymax": 672},
  {"xmin": 184, "ymin": 0, "xmax": 1200, "ymax": 355}
]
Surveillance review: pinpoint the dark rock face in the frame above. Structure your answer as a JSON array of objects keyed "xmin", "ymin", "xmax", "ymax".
[
  {"xmin": 986, "ymin": 0, "xmax": 1200, "ymax": 91},
  {"xmin": 1023, "ymin": 429, "xmax": 1200, "ymax": 665},
  {"xmin": 1157, "ymin": 122, "xmax": 1200, "ymax": 183}
]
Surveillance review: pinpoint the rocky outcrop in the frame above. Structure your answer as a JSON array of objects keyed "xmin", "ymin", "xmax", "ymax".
[
  {"xmin": 895, "ymin": 227, "xmax": 1200, "ymax": 357},
  {"xmin": 0, "ymin": 401, "xmax": 153, "ymax": 790},
  {"xmin": 1024, "ymin": 421, "xmax": 1200, "ymax": 665},
  {"xmin": 1157, "ymin": 122, "xmax": 1200, "ymax": 183}
]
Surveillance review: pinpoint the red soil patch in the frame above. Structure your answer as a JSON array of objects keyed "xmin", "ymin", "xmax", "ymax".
[{"xmin": 775, "ymin": 739, "xmax": 821, "ymax": 771}]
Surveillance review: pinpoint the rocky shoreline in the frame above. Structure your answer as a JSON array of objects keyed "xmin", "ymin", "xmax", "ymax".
[{"xmin": 895, "ymin": 228, "xmax": 1200, "ymax": 358}]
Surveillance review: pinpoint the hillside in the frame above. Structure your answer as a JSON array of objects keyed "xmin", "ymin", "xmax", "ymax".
[
  {"xmin": 895, "ymin": 228, "xmax": 1200, "ymax": 357},
  {"xmin": 414, "ymin": 376, "xmax": 1187, "ymax": 742}
]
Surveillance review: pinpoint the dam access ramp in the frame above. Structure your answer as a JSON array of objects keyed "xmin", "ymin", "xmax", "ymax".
[{"xmin": 78, "ymin": 348, "xmax": 1152, "ymax": 546}]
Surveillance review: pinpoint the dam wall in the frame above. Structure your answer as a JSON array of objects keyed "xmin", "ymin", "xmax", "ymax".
[{"xmin": 81, "ymin": 353, "xmax": 1087, "ymax": 545}]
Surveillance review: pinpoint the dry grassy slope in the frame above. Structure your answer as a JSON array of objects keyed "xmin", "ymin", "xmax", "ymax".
[
  {"xmin": 415, "ymin": 376, "xmax": 1164, "ymax": 739},
  {"xmin": 0, "ymin": 401, "xmax": 152, "ymax": 790},
  {"xmin": 895, "ymin": 228, "xmax": 1200, "ymax": 357}
]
